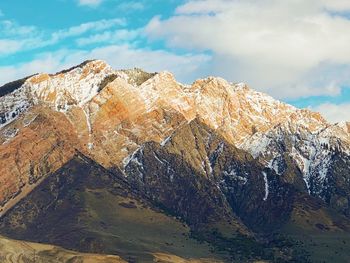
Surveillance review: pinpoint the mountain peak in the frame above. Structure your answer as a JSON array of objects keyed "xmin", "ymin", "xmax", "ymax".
[
  {"xmin": 2, "ymin": 60, "xmax": 350, "ymax": 262},
  {"xmin": 51, "ymin": 59, "xmax": 105, "ymax": 75},
  {"xmin": 0, "ymin": 60, "xmax": 347, "ymax": 147},
  {"xmin": 0, "ymin": 59, "xmax": 341, "ymax": 141},
  {"xmin": 335, "ymin": 121, "xmax": 350, "ymax": 133}
]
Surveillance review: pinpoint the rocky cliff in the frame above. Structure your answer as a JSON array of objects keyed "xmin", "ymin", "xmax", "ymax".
[{"xmin": 1, "ymin": 60, "xmax": 350, "ymax": 262}]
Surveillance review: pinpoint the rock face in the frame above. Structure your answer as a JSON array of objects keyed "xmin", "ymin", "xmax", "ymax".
[
  {"xmin": 1, "ymin": 59, "xmax": 349, "ymax": 218},
  {"xmin": 0, "ymin": 108, "xmax": 80, "ymax": 216},
  {"xmin": 1, "ymin": 60, "xmax": 350, "ymax": 262},
  {"xmin": 124, "ymin": 119, "xmax": 296, "ymax": 232},
  {"xmin": 0, "ymin": 153, "xmax": 227, "ymax": 262}
]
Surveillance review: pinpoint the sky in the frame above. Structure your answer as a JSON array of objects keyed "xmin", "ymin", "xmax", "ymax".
[{"xmin": 0, "ymin": 0, "xmax": 350, "ymax": 123}]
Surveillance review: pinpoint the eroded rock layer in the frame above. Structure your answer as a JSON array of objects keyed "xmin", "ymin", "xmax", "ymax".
[{"xmin": 1, "ymin": 60, "xmax": 350, "ymax": 262}]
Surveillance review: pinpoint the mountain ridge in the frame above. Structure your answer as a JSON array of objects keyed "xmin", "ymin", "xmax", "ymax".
[
  {"xmin": 1, "ymin": 59, "xmax": 350, "ymax": 217},
  {"xmin": 0, "ymin": 60, "xmax": 350, "ymax": 217},
  {"xmin": 1, "ymin": 59, "xmax": 350, "ymax": 262}
]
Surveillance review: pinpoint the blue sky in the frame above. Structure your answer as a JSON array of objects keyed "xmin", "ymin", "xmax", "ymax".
[{"xmin": 1, "ymin": 0, "xmax": 350, "ymax": 122}]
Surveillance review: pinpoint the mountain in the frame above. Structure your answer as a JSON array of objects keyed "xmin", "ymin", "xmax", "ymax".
[
  {"xmin": 0, "ymin": 153, "xmax": 224, "ymax": 262},
  {"xmin": 0, "ymin": 60, "xmax": 350, "ymax": 262}
]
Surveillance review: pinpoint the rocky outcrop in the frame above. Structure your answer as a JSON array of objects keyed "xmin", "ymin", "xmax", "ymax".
[
  {"xmin": 124, "ymin": 120, "xmax": 297, "ymax": 233},
  {"xmin": 1, "ymin": 60, "xmax": 349, "ymax": 219},
  {"xmin": 0, "ymin": 153, "xmax": 226, "ymax": 262},
  {"xmin": 0, "ymin": 107, "xmax": 81, "ymax": 216},
  {"xmin": 1, "ymin": 60, "xmax": 350, "ymax": 262}
]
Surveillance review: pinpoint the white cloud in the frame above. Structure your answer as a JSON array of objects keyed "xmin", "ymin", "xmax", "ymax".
[
  {"xmin": 76, "ymin": 29, "xmax": 139, "ymax": 46},
  {"xmin": 0, "ymin": 20, "xmax": 37, "ymax": 37},
  {"xmin": 50, "ymin": 18, "xmax": 125, "ymax": 43},
  {"xmin": 0, "ymin": 18, "xmax": 126, "ymax": 57},
  {"xmin": 322, "ymin": 0, "xmax": 350, "ymax": 11},
  {"xmin": 0, "ymin": 40, "xmax": 23, "ymax": 55},
  {"xmin": 313, "ymin": 103, "xmax": 350, "ymax": 123},
  {"xmin": 0, "ymin": 45, "xmax": 210, "ymax": 86},
  {"xmin": 145, "ymin": 0, "xmax": 350, "ymax": 99},
  {"xmin": 0, "ymin": 53, "xmax": 66, "ymax": 85},
  {"xmin": 0, "ymin": 20, "xmax": 44, "ymax": 56},
  {"xmin": 117, "ymin": 2, "xmax": 145, "ymax": 11},
  {"xmin": 85, "ymin": 45, "xmax": 211, "ymax": 82},
  {"xmin": 78, "ymin": 0, "xmax": 104, "ymax": 7}
]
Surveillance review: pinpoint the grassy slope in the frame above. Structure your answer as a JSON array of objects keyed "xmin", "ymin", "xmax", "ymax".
[
  {"xmin": 280, "ymin": 194, "xmax": 350, "ymax": 262},
  {"xmin": 0, "ymin": 235, "xmax": 126, "ymax": 263},
  {"xmin": 0, "ymin": 154, "xmax": 224, "ymax": 263},
  {"xmin": 80, "ymin": 188, "xmax": 223, "ymax": 262}
]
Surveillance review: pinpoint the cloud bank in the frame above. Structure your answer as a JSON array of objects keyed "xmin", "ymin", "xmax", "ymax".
[
  {"xmin": 145, "ymin": 0, "xmax": 350, "ymax": 99},
  {"xmin": 313, "ymin": 103, "xmax": 350, "ymax": 123},
  {"xmin": 0, "ymin": 45, "xmax": 210, "ymax": 87},
  {"xmin": 1, "ymin": 0, "xmax": 350, "ymax": 121}
]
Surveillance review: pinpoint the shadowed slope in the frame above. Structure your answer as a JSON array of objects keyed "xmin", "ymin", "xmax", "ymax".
[{"xmin": 0, "ymin": 153, "xmax": 224, "ymax": 263}]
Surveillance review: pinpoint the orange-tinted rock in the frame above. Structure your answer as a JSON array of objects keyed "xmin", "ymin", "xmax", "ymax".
[
  {"xmin": 0, "ymin": 107, "xmax": 81, "ymax": 215},
  {"xmin": 1, "ymin": 60, "xmax": 349, "ymax": 216}
]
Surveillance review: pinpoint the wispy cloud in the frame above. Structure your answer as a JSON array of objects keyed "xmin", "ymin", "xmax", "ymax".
[
  {"xmin": 76, "ymin": 29, "xmax": 139, "ymax": 46},
  {"xmin": 0, "ymin": 20, "xmax": 43, "ymax": 56},
  {"xmin": 0, "ymin": 52, "xmax": 67, "ymax": 85},
  {"xmin": 2, "ymin": 0, "xmax": 350, "ymax": 124},
  {"xmin": 117, "ymin": 2, "xmax": 145, "ymax": 12},
  {"xmin": 146, "ymin": 0, "xmax": 350, "ymax": 99},
  {"xmin": 0, "ymin": 18, "xmax": 126, "ymax": 56},
  {"xmin": 313, "ymin": 102, "xmax": 350, "ymax": 123},
  {"xmin": 84, "ymin": 45, "xmax": 211, "ymax": 82},
  {"xmin": 50, "ymin": 18, "xmax": 125, "ymax": 42},
  {"xmin": 0, "ymin": 40, "xmax": 23, "ymax": 55},
  {"xmin": 0, "ymin": 45, "xmax": 210, "ymax": 86},
  {"xmin": 77, "ymin": 0, "xmax": 104, "ymax": 7},
  {"xmin": 0, "ymin": 20, "xmax": 37, "ymax": 37}
]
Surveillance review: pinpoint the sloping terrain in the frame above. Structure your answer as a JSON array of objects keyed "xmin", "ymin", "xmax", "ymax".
[
  {"xmin": 0, "ymin": 60, "xmax": 350, "ymax": 262},
  {"xmin": 124, "ymin": 119, "xmax": 350, "ymax": 262},
  {"xmin": 0, "ymin": 235, "xmax": 221, "ymax": 263},
  {"xmin": 124, "ymin": 119, "xmax": 295, "ymax": 232},
  {"xmin": 1, "ymin": 60, "xmax": 350, "ymax": 219},
  {"xmin": 0, "ymin": 235, "xmax": 126, "ymax": 263},
  {"xmin": 0, "ymin": 153, "xmax": 225, "ymax": 263}
]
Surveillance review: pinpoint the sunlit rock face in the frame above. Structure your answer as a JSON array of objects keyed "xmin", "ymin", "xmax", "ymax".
[{"xmin": 1, "ymin": 59, "xmax": 350, "ymax": 220}]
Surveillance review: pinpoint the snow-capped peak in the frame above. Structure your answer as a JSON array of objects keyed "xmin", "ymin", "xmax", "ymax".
[
  {"xmin": 27, "ymin": 60, "xmax": 114, "ymax": 107},
  {"xmin": 1, "ymin": 60, "xmax": 349, "ymax": 167},
  {"xmin": 335, "ymin": 121, "xmax": 350, "ymax": 133}
]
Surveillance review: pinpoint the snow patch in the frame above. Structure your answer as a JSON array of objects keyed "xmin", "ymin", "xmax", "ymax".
[
  {"xmin": 262, "ymin": 172, "xmax": 269, "ymax": 201},
  {"xmin": 222, "ymin": 168, "xmax": 248, "ymax": 184},
  {"xmin": 82, "ymin": 107, "xmax": 93, "ymax": 150},
  {"xmin": 23, "ymin": 114, "xmax": 38, "ymax": 127},
  {"xmin": 122, "ymin": 147, "xmax": 143, "ymax": 168},
  {"xmin": 160, "ymin": 135, "xmax": 172, "ymax": 147},
  {"xmin": 0, "ymin": 86, "xmax": 32, "ymax": 129},
  {"xmin": 153, "ymin": 152, "xmax": 166, "ymax": 165},
  {"xmin": 267, "ymin": 158, "xmax": 280, "ymax": 175},
  {"xmin": 2, "ymin": 128, "xmax": 19, "ymax": 144}
]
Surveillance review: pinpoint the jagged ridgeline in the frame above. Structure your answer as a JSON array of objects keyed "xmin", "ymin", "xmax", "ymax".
[
  {"xmin": 0, "ymin": 75, "xmax": 36, "ymax": 97},
  {"xmin": 0, "ymin": 60, "xmax": 350, "ymax": 262}
]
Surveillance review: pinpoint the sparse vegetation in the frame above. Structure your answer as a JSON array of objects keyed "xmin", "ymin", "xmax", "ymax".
[
  {"xmin": 121, "ymin": 68, "xmax": 157, "ymax": 86},
  {"xmin": 190, "ymin": 229, "xmax": 311, "ymax": 262},
  {"xmin": 97, "ymin": 69, "xmax": 157, "ymax": 92},
  {"xmin": 0, "ymin": 154, "xmax": 222, "ymax": 262},
  {"xmin": 0, "ymin": 75, "xmax": 35, "ymax": 97},
  {"xmin": 52, "ymin": 60, "xmax": 95, "ymax": 75},
  {"xmin": 98, "ymin": 74, "xmax": 118, "ymax": 92}
]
